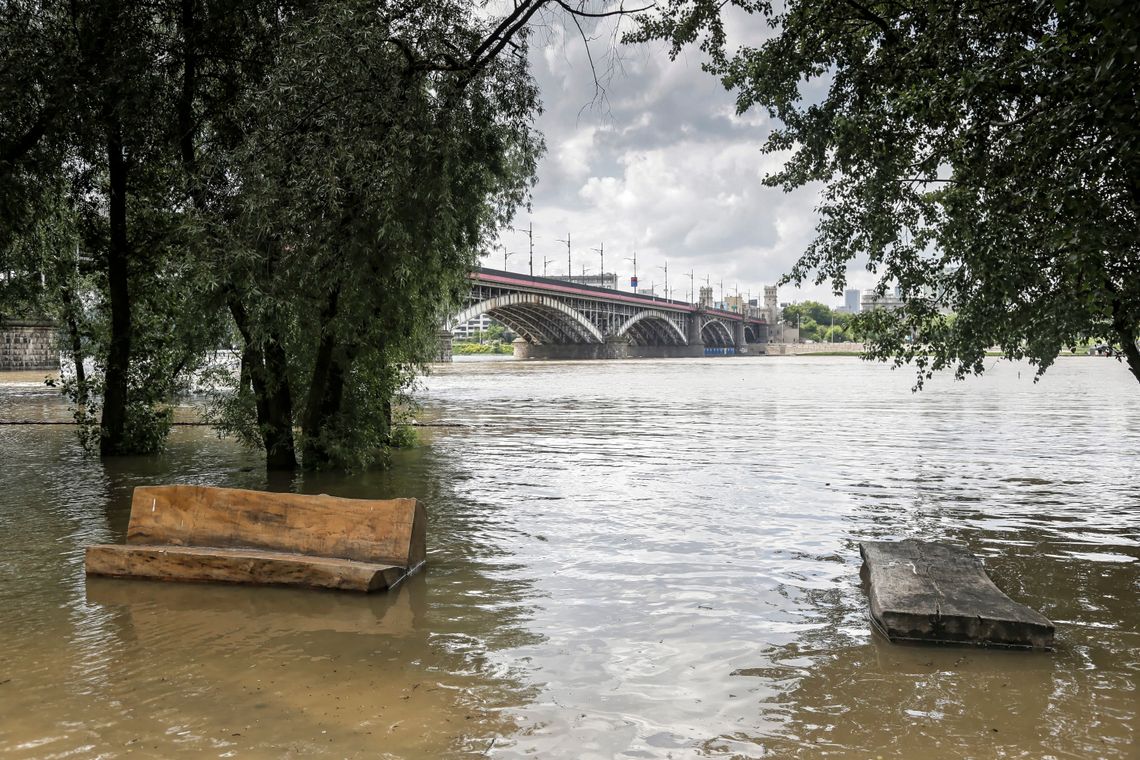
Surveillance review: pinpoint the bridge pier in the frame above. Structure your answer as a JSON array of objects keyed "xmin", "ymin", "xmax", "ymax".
[
  {"xmin": 436, "ymin": 330, "xmax": 453, "ymax": 362},
  {"xmin": 512, "ymin": 336, "xmax": 632, "ymax": 360},
  {"xmin": 686, "ymin": 312, "xmax": 706, "ymax": 357},
  {"xmin": 733, "ymin": 321, "xmax": 748, "ymax": 355}
]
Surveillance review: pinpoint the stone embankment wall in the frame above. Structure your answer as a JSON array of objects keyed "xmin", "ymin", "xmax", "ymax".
[
  {"xmin": 0, "ymin": 321, "xmax": 59, "ymax": 371},
  {"xmin": 763, "ymin": 342, "xmax": 865, "ymax": 355}
]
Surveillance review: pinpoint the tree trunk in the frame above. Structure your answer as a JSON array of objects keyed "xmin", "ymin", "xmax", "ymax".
[
  {"xmin": 261, "ymin": 334, "xmax": 297, "ymax": 470},
  {"xmin": 302, "ymin": 289, "xmax": 355, "ymax": 469},
  {"xmin": 58, "ymin": 279, "xmax": 87, "ymax": 406},
  {"xmin": 230, "ymin": 298, "xmax": 297, "ymax": 471},
  {"xmin": 99, "ymin": 113, "xmax": 132, "ymax": 455},
  {"xmin": 1111, "ymin": 298, "xmax": 1140, "ymax": 385}
]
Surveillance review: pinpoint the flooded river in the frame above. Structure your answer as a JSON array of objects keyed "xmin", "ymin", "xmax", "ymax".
[{"xmin": 1, "ymin": 357, "xmax": 1136, "ymax": 758}]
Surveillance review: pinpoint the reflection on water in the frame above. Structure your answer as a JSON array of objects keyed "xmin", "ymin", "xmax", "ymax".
[{"xmin": 1, "ymin": 357, "xmax": 1137, "ymax": 758}]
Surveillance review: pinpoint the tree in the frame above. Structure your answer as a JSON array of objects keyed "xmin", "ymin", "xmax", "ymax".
[
  {"xmin": 3, "ymin": 0, "xmax": 243, "ymax": 453},
  {"xmin": 209, "ymin": 1, "xmax": 543, "ymax": 470},
  {"xmin": 634, "ymin": 1, "xmax": 1140, "ymax": 387},
  {"xmin": 4, "ymin": 0, "xmax": 647, "ymax": 468},
  {"xmin": 208, "ymin": 0, "xmax": 648, "ymax": 471}
]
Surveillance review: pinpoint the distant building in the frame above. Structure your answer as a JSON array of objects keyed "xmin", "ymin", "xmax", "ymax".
[
  {"xmin": 844, "ymin": 288, "xmax": 860, "ymax": 313},
  {"xmin": 699, "ymin": 286, "xmax": 713, "ymax": 307},
  {"xmin": 452, "ymin": 314, "xmax": 498, "ymax": 340},
  {"xmin": 724, "ymin": 294, "xmax": 745, "ymax": 313},
  {"xmin": 555, "ymin": 273, "xmax": 618, "ymax": 289},
  {"xmin": 764, "ymin": 286, "xmax": 780, "ymax": 325},
  {"xmin": 861, "ymin": 289, "xmax": 906, "ymax": 311}
]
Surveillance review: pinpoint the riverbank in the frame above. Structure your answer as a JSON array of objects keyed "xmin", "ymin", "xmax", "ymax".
[
  {"xmin": 452, "ymin": 341, "xmax": 514, "ymax": 355},
  {"xmin": 762, "ymin": 341, "xmax": 865, "ymax": 355}
]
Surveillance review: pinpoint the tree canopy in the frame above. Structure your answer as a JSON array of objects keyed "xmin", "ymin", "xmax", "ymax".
[
  {"xmin": 634, "ymin": 0, "xmax": 1140, "ymax": 386},
  {"xmin": 782, "ymin": 301, "xmax": 857, "ymax": 343},
  {"xmin": 0, "ymin": 0, "xmax": 554, "ymax": 468},
  {"xmin": 3, "ymin": 0, "xmax": 649, "ymax": 469}
]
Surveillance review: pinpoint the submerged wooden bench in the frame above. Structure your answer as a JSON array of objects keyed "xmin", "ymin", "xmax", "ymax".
[
  {"xmin": 86, "ymin": 485, "xmax": 426, "ymax": 592},
  {"xmin": 860, "ymin": 540, "xmax": 1054, "ymax": 650}
]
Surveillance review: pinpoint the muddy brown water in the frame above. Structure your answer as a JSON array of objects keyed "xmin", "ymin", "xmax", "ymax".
[{"xmin": 1, "ymin": 357, "xmax": 1136, "ymax": 758}]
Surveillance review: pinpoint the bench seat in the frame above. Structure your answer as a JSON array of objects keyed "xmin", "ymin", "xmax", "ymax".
[
  {"xmin": 85, "ymin": 485, "xmax": 427, "ymax": 593},
  {"xmin": 86, "ymin": 544, "xmax": 409, "ymax": 592}
]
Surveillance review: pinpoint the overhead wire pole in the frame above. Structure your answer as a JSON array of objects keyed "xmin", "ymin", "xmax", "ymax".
[
  {"xmin": 542, "ymin": 256, "xmax": 554, "ymax": 277},
  {"xmin": 658, "ymin": 261, "xmax": 669, "ymax": 301},
  {"xmin": 507, "ymin": 223, "xmax": 535, "ymax": 276},
  {"xmin": 592, "ymin": 242, "xmax": 604, "ymax": 288},
  {"xmin": 556, "ymin": 233, "xmax": 571, "ymax": 277},
  {"xmin": 625, "ymin": 250, "xmax": 637, "ymax": 293},
  {"xmin": 688, "ymin": 269, "xmax": 695, "ymax": 304}
]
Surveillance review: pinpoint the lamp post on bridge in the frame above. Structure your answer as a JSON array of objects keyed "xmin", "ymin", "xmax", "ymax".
[
  {"xmin": 542, "ymin": 256, "xmax": 555, "ymax": 278},
  {"xmin": 625, "ymin": 251, "xmax": 637, "ymax": 293},
  {"xmin": 686, "ymin": 269, "xmax": 695, "ymax": 304},
  {"xmin": 557, "ymin": 233, "xmax": 571, "ymax": 277},
  {"xmin": 592, "ymin": 242, "xmax": 605, "ymax": 288},
  {"xmin": 501, "ymin": 246, "xmax": 517, "ymax": 272},
  {"xmin": 508, "ymin": 222, "xmax": 535, "ymax": 276},
  {"xmin": 658, "ymin": 261, "xmax": 669, "ymax": 301}
]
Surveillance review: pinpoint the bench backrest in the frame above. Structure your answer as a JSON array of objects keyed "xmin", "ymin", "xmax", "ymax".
[{"xmin": 126, "ymin": 485, "xmax": 426, "ymax": 568}]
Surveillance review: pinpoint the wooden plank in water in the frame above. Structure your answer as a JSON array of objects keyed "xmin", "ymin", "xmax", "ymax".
[
  {"xmin": 125, "ymin": 485, "xmax": 426, "ymax": 569},
  {"xmin": 860, "ymin": 540, "xmax": 1054, "ymax": 650},
  {"xmin": 85, "ymin": 544, "xmax": 407, "ymax": 592}
]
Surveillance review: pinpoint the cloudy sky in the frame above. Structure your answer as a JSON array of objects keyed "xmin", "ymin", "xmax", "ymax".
[{"xmin": 487, "ymin": 6, "xmax": 874, "ymax": 307}]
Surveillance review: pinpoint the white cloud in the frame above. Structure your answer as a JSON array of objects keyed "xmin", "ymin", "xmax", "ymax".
[{"xmin": 488, "ymin": 9, "xmax": 860, "ymax": 307}]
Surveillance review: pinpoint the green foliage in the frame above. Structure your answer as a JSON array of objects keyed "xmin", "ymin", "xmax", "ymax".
[
  {"xmin": 781, "ymin": 301, "xmax": 858, "ymax": 342},
  {"xmin": 477, "ymin": 323, "xmax": 509, "ymax": 343},
  {"xmin": 634, "ymin": 1, "xmax": 1140, "ymax": 386},
  {"xmin": 454, "ymin": 341, "xmax": 514, "ymax": 355},
  {"xmin": 387, "ymin": 423, "xmax": 418, "ymax": 450},
  {"xmin": 5, "ymin": 1, "xmax": 544, "ymax": 467},
  {"xmin": 213, "ymin": 1, "xmax": 543, "ymax": 470}
]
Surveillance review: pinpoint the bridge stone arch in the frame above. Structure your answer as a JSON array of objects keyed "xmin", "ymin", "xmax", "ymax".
[
  {"xmin": 613, "ymin": 310, "xmax": 688, "ymax": 346},
  {"xmin": 701, "ymin": 318, "xmax": 735, "ymax": 347},
  {"xmin": 450, "ymin": 292, "xmax": 605, "ymax": 345}
]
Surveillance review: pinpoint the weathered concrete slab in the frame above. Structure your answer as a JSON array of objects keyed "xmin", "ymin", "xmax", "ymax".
[{"xmin": 860, "ymin": 540, "xmax": 1054, "ymax": 650}]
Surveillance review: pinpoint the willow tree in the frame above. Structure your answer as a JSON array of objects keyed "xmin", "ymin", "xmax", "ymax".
[
  {"xmin": 635, "ymin": 1, "xmax": 1140, "ymax": 386},
  {"xmin": 210, "ymin": 1, "xmax": 543, "ymax": 470},
  {"xmin": 5, "ymin": 0, "xmax": 634, "ymax": 467},
  {"xmin": 2, "ymin": 0, "xmax": 262, "ymax": 453}
]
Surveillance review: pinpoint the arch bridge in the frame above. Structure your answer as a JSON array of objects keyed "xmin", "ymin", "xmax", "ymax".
[{"xmin": 442, "ymin": 268, "xmax": 770, "ymax": 360}]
